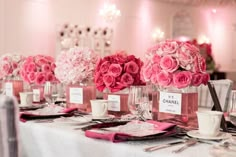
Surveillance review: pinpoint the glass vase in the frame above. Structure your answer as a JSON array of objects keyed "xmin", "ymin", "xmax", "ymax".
[
  {"xmin": 152, "ymin": 86, "xmax": 198, "ymax": 129},
  {"xmin": 30, "ymin": 84, "xmax": 44, "ymax": 103},
  {"xmin": 103, "ymin": 88, "xmax": 130, "ymax": 117},
  {"xmin": 4, "ymin": 80, "xmax": 24, "ymax": 101},
  {"xmin": 66, "ymin": 83, "xmax": 96, "ymax": 112}
]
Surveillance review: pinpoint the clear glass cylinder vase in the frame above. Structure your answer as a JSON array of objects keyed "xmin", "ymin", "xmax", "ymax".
[
  {"xmin": 103, "ymin": 88, "xmax": 130, "ymax": 117},
  {"xmin": 66, "ymin": 83, "xmax": 96, "ymax": 112},
  {"xmin": 4, "ymin": 79, "xmax": 24, "ymax": 101},
  {"xmin": 152, "ymin": 86, "xmax": 198, "ymax": 129}
]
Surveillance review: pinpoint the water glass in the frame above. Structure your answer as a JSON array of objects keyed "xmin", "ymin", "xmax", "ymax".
[
  {"xmin": 128, "ymin": 85, "xmax": 152, "ymax": 120},
  {"xmin": 228, "ymin": 90, "xmax": 236, "ymax": 125},
  {"xmin": 44, "ymin": 82, "xmax": 58, "ymax": 105}
]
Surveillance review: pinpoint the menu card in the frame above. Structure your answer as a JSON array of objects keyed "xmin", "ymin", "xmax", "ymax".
[
  {"xmin": 5, "ymin": 82, "xmax": 13, "ymax": 96},
  {"xmin": 107, "ymin": 95, "xmax": 120, "ymax": 111},
  {"xmin": 69, "ymin": 87, "xmax": 83, "ymax": 104}
]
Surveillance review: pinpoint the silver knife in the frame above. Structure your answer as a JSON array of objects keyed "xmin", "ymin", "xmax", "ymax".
[{"xmin": 144, "ymin": 141, "xmax": 185, "ymax": 152}]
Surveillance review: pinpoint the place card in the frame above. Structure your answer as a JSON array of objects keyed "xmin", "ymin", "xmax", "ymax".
[
  {"xmin": 69, "ymin": 87, "xmax": 83, "ymax": 104},
  {"xmin": 33, "ymin": 89, "xmax": 40, "ymax": 102},
  {"xmin": 159, "ymin": 92, "xmax": 182, "ymax": 115},
  {"xmin": 5, "ymin": 82, "xmax": 13, "ymax": 96},
  {"xmin": 107, "ymin": 95, "xmax": 120, "ymax": 111}
]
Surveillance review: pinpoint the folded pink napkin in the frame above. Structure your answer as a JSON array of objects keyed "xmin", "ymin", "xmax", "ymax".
[
  {"xmin": 85, "ymin": 120, "xmax": 176, "ymax": 142},
  {"xmin": 20, "ymin": 107, "xmax": 78, "ymax": 122}
]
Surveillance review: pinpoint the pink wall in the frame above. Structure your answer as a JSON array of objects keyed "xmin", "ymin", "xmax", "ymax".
[{"xmin": 1, "ymin": 0, "xmax": 236, "ymax": 71}]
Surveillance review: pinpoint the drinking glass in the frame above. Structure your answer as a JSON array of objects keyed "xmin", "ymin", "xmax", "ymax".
[
  {"xmin": 128, "ymin": 85, "xmax": 152, "ymax": 120},
  {"xmin": 44, "ymin": 82, "xmax": 58, "ymax": 105},
  {"xmin": 229, "ymin": 90, "xmax": 236, "ymax": 125}
]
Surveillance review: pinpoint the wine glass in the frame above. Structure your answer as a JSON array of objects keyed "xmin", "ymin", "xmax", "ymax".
[
  {"xmin": 44, "ymin": 82, "xmax": 58, "ymax": 105},
  {"xmin": 229, "ymin": 90, "xmax": 236, "ymax": 125},
  {"xmin": 128, "ymin": 85, "xmax": 152, "ymax": 120}
]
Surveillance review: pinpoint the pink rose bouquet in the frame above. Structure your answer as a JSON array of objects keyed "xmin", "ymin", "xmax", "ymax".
[
  {"xmin": 95, "ymin": 51, "xmax": 145, "ymax": 93},
  {"xmin": 20, "ymin": 55, "xmax": 57, "ymax": 85},
  {"xmin": 0, "ymin": 54, "xmax": 25, "ymax": 80},
  {"xmin": 142, "ymin": 40, "xmax": 210, "ymax": 89},
  {"xmin": 55, "ymin": 47, "xmax": 98, "ymax": 84}
]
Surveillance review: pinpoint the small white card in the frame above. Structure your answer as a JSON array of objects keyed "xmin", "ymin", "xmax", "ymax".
[
  {"xmin": 33, "ymin": 89, "xmax": 40, "ymax": 102},
  {"xmin": 159, "ymin": 92, "xmax": 182, "ymax": 115},
  {"xmin": 69, "ymin": 88, "xmax": 83, "ymax": 104},
  {"xmin": 107, "ymin": 95, "xmax": 120, "ymax": 111},
  {"xmin": 5, "ymin": 82, "xmax": 13, "ymax": 96}
]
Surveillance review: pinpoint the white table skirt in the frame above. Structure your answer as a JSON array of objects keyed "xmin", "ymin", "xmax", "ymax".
[{"xmin": 19, "ymin": 121, "xmax": 214, "ymax": 157}]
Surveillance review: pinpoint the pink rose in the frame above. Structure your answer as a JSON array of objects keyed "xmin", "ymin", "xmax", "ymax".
[
  {"xmin": 108, "ymin": 64, "xmax": 122, "ymax": 77},
  {"xmin": 173, "ymin": 71, "xmax": 192, "ymax": 88},
  {"xmin": 198, "ymin": 56, "xmax": 206, "ymax": 72},
  {"xmin": 156, "ymin": 71, "xmax": 172, "ymax": 87},
  {"xmin": 27, "ymin": 63, "xmax": 36, "ymax": 72},
  {"xmin": 152, "ymin": 54, "xmax": 161, "ymax": 63},
  {"xmin": 142, "ymin": 62, "xmax": 152, "ymax": 81},
  {"xmin": 192, "ymin": 73, "xmax": 203, "ymax": 86},
  {"xmin": 202, "ymin": 73, "xmax": 210, "ymax": 85},
  {"xmin": 103, "ymin": 74, "xmax": 115, "ymax": 87},
  {"xmin": 160, "ymin": 41, "xmax": 178, "ymax": 54},
  {"xmin": 12, "ymin": 62, "xmax": 18, "ymax": 69},
  {"xmin": 180, "ymin": 42, "xmax": 199, "ymax": 55},
  {"xmin": 27, "ymin": 72, "xmax": 36, "ymax": 83},
  {"xmin": 95, "ymin": 72, "xmax": 104, "ymax": 86},
  {"xmin": 2, "ymin": 62, "xmax": 11, "ymax": 74},
  {"xmin": 51, "ymin": 63, "xmax": 56, "ymax": 70},
  {"xmin": 152, "ymin": 63, "xmax": 161, "ymax": 73},
  {"xmin": 46, "ymin": 73, "xmax": 54, "ymax": 82},
  {"xmin": 121, "ymin": 73, "xmax": 134, "ymax": 86},
  {"xmin": 177, "ymin": 48, "xmax": 194, "ymax": 70},
  {"xmin": 100, "ymin": 61, "xmax": 110, "ymax": 73},
  {"xmin": 36, "ymin": 73, "xmax": 46, "ymax": 85},
  {"xmin": 191, "ymin": 56, "xmax": 200, "ymax": 73},
  {"xmin": 160, "ymin": 55, "xmax": 179, "ymax": 72},
  {"xmin": 151, "ymin": 74, "xmax": 158, "ymax": 84},
  {"xmin": 124, "ymin": 61, "xmax": 139, "ymax": 74},
  {"xmin": 42, "ymin": 64, "xmax": 51, "ymax": 72}
]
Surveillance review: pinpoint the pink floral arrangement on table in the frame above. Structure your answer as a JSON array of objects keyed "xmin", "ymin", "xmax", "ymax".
[
  {"xmin": 142, "ymin": 40, "xmax": 210, "ymax": 89},
  {"xmin": 0, "ymin": 54, "xmax": 25, "ymax": 80},
  {"xmin": 20, "ymin": 55, "xmax": 57, "ymax": 85},
  {"xmin": 55, "ymin": 47, "xmax": 98, "ymax": 85},
  {"xmin": 95, "ymin": 51, "xmax": 145, "ymax": 93}
]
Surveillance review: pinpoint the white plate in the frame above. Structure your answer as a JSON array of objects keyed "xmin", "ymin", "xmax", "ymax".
[
  {"xmin": 92, "ymin": 115, "xmax": 115, "ymax": 120},
  {"xmin": 187, "ymin": 130, "xmax": 232, "ymax": 140},
  {"xmin": 53, "ymin": 116, "xmax": 92, "ymax": 124}
]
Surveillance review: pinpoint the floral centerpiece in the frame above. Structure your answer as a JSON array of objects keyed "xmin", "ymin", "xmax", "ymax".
[
  {"xmin": 20, "ymin": 55, "xmax": 57, "ymax": 102},
  {"xmin": 0, "ymin": 54, "xmax": 25, "ymax": 80},
  {"xmin": 142, "ymin": 40, "xmax": 210, "ymax": 126},
  {"xmin": 55, "ymin": 47, "xmax": 98, "ymax": 111},
  {"xmin": 0, "ymin": 54, "xmax": 25, "ymax": 100},
  {"xmin": 94, "ymin": 51, "xmax": 145, "ymax": 115}
]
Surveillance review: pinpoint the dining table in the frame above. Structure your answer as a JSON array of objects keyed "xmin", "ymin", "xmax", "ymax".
[{"xmin": 18, "ymin": 119, "xmax": 218, "ymax": 157}]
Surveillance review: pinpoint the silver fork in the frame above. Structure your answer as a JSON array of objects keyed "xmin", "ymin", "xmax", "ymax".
[{"xmin": 172, "ymin": 138, "xmax": 198, "ymax": 153}]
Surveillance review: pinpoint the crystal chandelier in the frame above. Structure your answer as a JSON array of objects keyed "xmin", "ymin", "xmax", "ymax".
[{"xmin": 99, "ymin": 3, "xmax": 121, "ymax": 23}]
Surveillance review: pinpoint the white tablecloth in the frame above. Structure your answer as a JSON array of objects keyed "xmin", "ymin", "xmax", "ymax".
[{"xmin": 19, "ymin": 121, "xmax": 214, "ymax": 157}]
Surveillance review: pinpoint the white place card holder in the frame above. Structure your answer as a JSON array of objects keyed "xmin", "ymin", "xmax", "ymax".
[
  {"xmin": 33, "ymin": 89, "xmax": 40, "ymax": 102},
  {"xmin": 159, "ymin": 92, "xmax": 182, "ymax": 115},
  {"xmin": 69, "ymin": 88, "xmax": 83, "ymax": 104},
  {"xmin": 5, "ymin": 82, "xmax": 13, "ymax": 96},
  {"xmin": 107, "ymin": 95, "xmax": 120, "ymax": 111}
]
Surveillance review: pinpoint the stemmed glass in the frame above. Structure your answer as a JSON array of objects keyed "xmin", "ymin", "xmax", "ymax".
[
  {"xmin": 44, "ymin": 81, "xmax": 58, "ymax": 106},
  {"xmin": 128, "ymin": 85, "xmax": 152, "ymax": 120},
  {"xmin": 229, "ymin": 90, "xmax": 236, "ymax": 125}
]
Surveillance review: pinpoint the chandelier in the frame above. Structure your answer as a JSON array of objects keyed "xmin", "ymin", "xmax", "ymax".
[{"xmin": 99, "ymin": 3, "xmax": 121, "ymax": 23}]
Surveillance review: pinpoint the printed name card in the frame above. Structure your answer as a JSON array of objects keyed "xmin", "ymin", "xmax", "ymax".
[
  {"xmin": 159, "ymin": 92, "xmax": 182, "ymax": 115},
  {"xmin": 69, "ymin": 87, "xmax": 83, "ymax": 104},
  {"xmin": 33, "ymin": 89, "xmax": 40, "ymax": 102},
  {"xmin": 108, "ymin": 95, "xmax": 120, "ymax": 111},
  {"xmin": 5, "ymin": 82, "xmax": 13, "ymax": 96}
]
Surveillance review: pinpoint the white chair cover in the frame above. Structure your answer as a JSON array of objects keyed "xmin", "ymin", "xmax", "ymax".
[{"xmin": 198, "ymin": 79, "xmax": 233, "ymax": 111}]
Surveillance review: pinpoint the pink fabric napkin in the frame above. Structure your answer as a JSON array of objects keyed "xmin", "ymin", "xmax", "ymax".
[
  {"xmin": 20, "ymin": 107, "xmax": 78, "ymax": 122},
  {"xmin": 85, "ymin": 121, "xmax": 176, "ymax": 143}
]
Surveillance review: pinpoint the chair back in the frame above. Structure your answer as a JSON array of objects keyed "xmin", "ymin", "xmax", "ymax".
[{"xmin": 198, "ymin": 79, "xmax": 233, "ymax": 111}]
